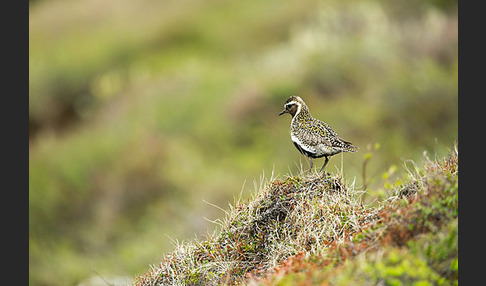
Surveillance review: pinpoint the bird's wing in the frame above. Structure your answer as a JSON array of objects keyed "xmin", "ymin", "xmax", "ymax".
[
  {"xmin": 315, "ymin": 120, "xmax": 358, "ymax": 152},
  {"xmin": 297, "ymin": 119, "xmax": 333, "ymax": 147}
]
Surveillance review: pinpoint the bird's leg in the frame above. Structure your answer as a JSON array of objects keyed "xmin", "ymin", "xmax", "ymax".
[
  {"xmin": 319, "ymin": 156, "xmax": 329, "ymax": 173},
  {"xmin": 309, "ymin": 158, "xmax": 313, "ymax": 174}
]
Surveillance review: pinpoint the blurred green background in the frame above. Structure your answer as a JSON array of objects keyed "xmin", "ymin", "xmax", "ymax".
[{"xmin": 29, "ymin": 0, "xmax": 457, "ymax": 285}]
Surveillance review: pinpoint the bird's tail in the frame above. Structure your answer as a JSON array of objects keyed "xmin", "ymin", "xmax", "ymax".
[{"xmin": 340, "ymin": 139, "xmax": 358, "ymax": 153}]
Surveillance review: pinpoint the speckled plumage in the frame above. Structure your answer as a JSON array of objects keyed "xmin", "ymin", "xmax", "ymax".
[{"xmin": 279, "ymin": 95, "xmax": 357, "ymax": 173}]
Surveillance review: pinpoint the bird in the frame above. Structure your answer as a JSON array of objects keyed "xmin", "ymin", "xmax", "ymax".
[{"xmin": 278, "ymin": 95, "xmax": 357, "ymax": 173}]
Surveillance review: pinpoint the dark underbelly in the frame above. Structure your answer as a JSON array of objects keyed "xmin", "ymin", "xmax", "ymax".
[
  {"xmin": 293, "ymin": 142, "xmax": 325, "ymax": 158},
  {"xmin": 292, "ymin": 141, "xmax": 343, "ymax": 158}
]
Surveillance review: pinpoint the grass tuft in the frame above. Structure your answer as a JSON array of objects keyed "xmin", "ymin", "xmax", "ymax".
[{"xmin": 134, "ymin": 146, "xmax": 457, "ymax": 285}]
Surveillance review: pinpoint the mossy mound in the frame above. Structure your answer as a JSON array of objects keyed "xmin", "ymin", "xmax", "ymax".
[{"xmin": 134, "ymin": 147, "xmax": 458, "ymax": 285}]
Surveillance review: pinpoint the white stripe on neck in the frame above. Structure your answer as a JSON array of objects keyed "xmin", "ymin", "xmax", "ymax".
[{"xmin": 288, "ymin": 101, "xmax": 302, "ymax": 124}]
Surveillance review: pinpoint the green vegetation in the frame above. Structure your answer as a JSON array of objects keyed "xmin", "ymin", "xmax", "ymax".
[
  {"xmin": 29, "ymin": 0, "xmax": 457, "ymax": 285},
  {"xmin": 134, "ymin": 146, "xmax": 457, "ymax": 285}
]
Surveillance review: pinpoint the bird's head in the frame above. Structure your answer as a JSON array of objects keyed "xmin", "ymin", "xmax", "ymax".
[{"xmin": 278, "ymin": 95, "xmax": 306, "ymax": 117}]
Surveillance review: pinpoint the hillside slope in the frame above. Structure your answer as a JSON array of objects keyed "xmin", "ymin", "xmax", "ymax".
[
  {"xmin": 30, "ymin": 1, "xmax": 457, "ymax": 284},
  {"xmin": 134, "ymin": 146, "xmax": 458, "ymax": 285}
]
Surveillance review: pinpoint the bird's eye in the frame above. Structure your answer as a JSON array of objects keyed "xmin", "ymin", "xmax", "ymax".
[{"xmin": 286, "ymin": 104, "xmax": 293, "ymax": 109}]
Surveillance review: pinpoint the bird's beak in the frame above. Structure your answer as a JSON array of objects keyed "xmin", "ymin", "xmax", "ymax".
[{"xmin": 278, "ymin": 109, "xmax": 287, "ymax": 116}]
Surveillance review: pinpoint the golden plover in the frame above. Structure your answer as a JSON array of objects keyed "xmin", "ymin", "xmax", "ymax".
[{"xmin": 279, "ymin": 95, "xmax": 357, "ymax": 173}]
